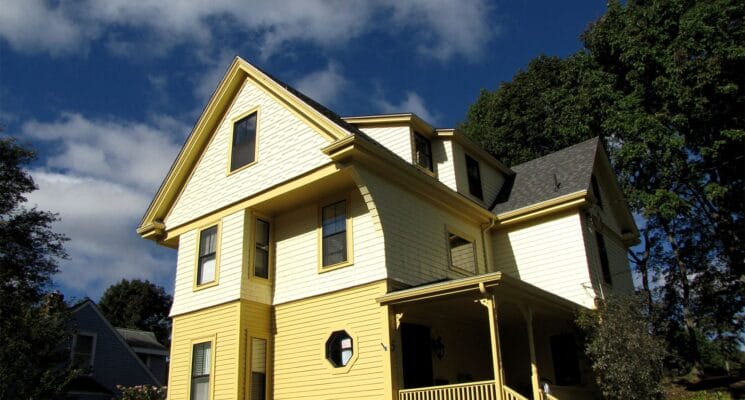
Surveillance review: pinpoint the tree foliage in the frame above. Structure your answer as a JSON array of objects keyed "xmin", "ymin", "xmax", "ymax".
[
  {"xmin": 577, "ymin": 295, "xmax": 666, "ymax": 400},
  {"xmin": 462, "ymin": 0, "xmax": 744, "ymax": 373},
  {"xmin": 0, "ymin": 137, "xmax": 74, "ymax": 399},
  {"xmin": 99, "ymin": 279, "xmax": 173, "ymax": 345}
]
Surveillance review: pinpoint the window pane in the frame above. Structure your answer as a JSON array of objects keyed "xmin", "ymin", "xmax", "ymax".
[
  {"xmin": 466, "ymin": 154, "xmax": 483, "ymax": 199},
  {"xmin": 322, "ymin": 201, "xmax": 346, "ymax": 236},
  {"xmin": 325, "ymin": 331, "xmax": 353, "ymax": 367},
  {"xmin": 74, "ymin": 334, "xmax": 94, "ymax": 353},
  {"xmin": 322, "ymin": 201, "xmax": 347, "ymax": 266},
  {"xmin": 199, "ymin": 256, "xmax": 216, "ymax": 284},
  {"xmin": 414, "ymin": 132, "xmax": 433, "ymax": 171},
  {"xmin": 250, "ymin": 372, "xmax": 266, "ymax": 400},
  {"xmin": 449, "ymin": 233, "xmax": 476, "ymax": 274},
  {"xmin": 323, "ymin": 232, "xmax": 346, "ymax": 266},
  {"xmin": 192, "ymin": 342, "xmax": 211, "ymax": 376},
  {"xmin": 200, "ymin": 226, "xmax": 217, "ymax": 256},
  {"xmin": 191, "ymin": 377, "xmax": 209, "ymax": 400},
  {"xmin": 231, "ymin": 113, "xmax": 257, "ymax": 171},
  {"xmin": 254, "ymin": 219, "xmax": 270, "ymax": 278},
  {"xmin": 251, "ymin": 338, "xmax": 267, "ymax": 373}
]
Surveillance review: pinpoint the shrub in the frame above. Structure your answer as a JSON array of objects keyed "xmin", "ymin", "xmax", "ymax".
[{"xmin": 117, "ymin": 385, "xmax": 167, "ymax": 400}]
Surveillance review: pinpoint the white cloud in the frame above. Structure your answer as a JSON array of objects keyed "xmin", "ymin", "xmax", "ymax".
[
  {"xmin": 294, "ymin": 63, "xmax": 349, "ymax": 106},
  {"xmin": 20, "ymin": 113, "xmax": 187, "ymax": 298},
  {"xmin": 387, "ymin": 0, "xmax": 495, "ymax": 61},
  {"xmin": 22, "ymin": 113, "xmax": 187, "ymax": 192},
  {"xmin": 376, "ymin": 91, "xmax": 440, "ymax": 126},
  {"xmin": 0, "ymin": 0, "xmax": 496, "ymax": 62}
]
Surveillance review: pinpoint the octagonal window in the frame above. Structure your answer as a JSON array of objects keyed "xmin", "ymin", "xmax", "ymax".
[{"xmin": 325, "ymin": 330, "xmax": 353, "ymax": 367}]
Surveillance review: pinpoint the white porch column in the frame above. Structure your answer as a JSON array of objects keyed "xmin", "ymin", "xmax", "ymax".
[
  {"xmin": 481, "ymin": 295, "xmax": 504, "ymax": 400},
  {"xmin": 520, "ymin": 306, "xmax": 541, "ymax": 400}
]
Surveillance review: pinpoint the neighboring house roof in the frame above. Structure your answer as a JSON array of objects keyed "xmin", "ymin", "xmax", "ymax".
[
  {"xmin": 116, "ymin": 328, "xmax": 168, "ymax": 355},
  {"xmin": 492, "ymin": 137, "xmax": 600, "ymax": 215},
  {"xmin": 70, "ymin": 299, "xmax": 163, "ymax": 385}
]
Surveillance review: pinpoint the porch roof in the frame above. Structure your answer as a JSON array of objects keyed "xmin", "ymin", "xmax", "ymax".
[{"xmin": 377, "ymin": 272, "xmax": 581, "ymax": 314}]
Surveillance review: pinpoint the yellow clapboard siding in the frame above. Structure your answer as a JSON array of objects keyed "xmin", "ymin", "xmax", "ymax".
[
  {"xmin": 168, "ymin": 299, "xmax": 272, "ymax": 400},
  {"xmin": 273, "ymin": 281, "xmax": 389, "ymax": 400}
]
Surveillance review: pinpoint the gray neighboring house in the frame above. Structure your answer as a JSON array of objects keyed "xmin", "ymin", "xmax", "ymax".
[{"xmin": 66, "ymin": 299, "xmax": 168, "ymax": 400}]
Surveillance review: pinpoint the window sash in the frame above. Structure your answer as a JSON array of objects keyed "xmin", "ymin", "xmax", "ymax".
[
  {"xmin": 231, "ymin": 113, "xmax": 257, "ymax": 171},
  {"xmin": 191, "ymin": 342, "xmax": 211, "ymax": 400},
  {"xmin": 466, "ymin": 154, "xmax": 483, "ymax": 199},
  {"xmin": 322, "ymin": 201, "xmax": 347, "ymax": 266},
  {"xmin": 198, "ymin": 227, "xmax": 217, "ymax": 284},
  {"xmin": 414, "ymin": 132, "xmax": 433, "ymax": 171},
  {"xmin": 254, "ymin": 219, "xmax": 270, "ymax": 279},
  {"xmin": 449, "ymin": 233, "xmax": 476, "ymax": 273},
  {"xmin": 250, "ymin": 338, "xmax": 267, "ymax": 400}
]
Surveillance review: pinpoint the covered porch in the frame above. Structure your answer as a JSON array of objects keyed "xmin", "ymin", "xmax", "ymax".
[{"xmin": 377, "ymin": 273, "xmax": 597, "ymax": 400}]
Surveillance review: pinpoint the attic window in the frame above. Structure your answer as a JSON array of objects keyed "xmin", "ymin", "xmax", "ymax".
[
  {"xmin": 465, "ymin": 154, "xmax": 483, "ymax": 200},
  {"xmin": 414, "ymin": 132, "xmax": 433, "ymax": 172},
  {"xmin": 230, "ymin": 112, "xmax": 258, "ymax": 172}
]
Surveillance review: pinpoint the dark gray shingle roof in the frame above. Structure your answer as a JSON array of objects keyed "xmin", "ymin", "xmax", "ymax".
[
  {"xmin": 491, "ymin": 137, "xmax": 599, "ymax": 214},
  {"xmin": 116, "ymin": 328, "xmax": 167, "ymax": 352}
]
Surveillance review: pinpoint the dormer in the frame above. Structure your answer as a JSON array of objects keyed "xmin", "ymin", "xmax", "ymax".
[{"xmin": 343, "ymin": 114, "xmax": 513, "ymax": 209}]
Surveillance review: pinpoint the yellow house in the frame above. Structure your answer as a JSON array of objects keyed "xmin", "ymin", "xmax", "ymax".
[{"xmin": 138, "ymin": 57, "xmax": 639, "ymax": 400}]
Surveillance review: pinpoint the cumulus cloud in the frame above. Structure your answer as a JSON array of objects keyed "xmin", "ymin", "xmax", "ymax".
[
  {"xmin": 294, "ymin": 63, "xmax": 349, "ymax": 107},
  {"xmin": 21, "ymin": 113, "xmax": 187, "ymax": 298},
  {"xmin": 0, "ymin": 0, "xmax": 495, "ymax": 62},
  {"xmin": 376, "ymin": 91, "xmax": 440, "ymax": 126}
]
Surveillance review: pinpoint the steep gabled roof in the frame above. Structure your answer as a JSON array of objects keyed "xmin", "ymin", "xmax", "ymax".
[
  {"xmin": 492, "ymin": 137, "xmax": 599, "ymax": 215},
  {"xmin": 138, "ymin": 56, "xmax": 370, "ymax": 240}
]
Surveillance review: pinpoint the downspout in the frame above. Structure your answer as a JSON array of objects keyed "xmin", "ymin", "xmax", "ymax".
[{"xmin": 480, "ymin": 216, "xmax": 497, "ymax": 274}]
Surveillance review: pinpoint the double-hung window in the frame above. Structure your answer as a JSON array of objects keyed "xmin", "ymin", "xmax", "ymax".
[
  {"xmin": 191, "ymin": 342, "xmax": 211, "ymax": 400},
  {"xmin": 321, "ymin": 201, "xmax": 347, "ymax": 267},
  {"xmin": 197, "ymin": 226, "xmax": 218, "ymax": 285},
  {"xmin": 448, "ymin": 231, "xmax": 476, "ymax": 274},
  {"xmin": 250, "ymin": 338, "xmax": 267, "ymax": 400},
  {"xmin": 231, "ymin": 112, "xmax": 258, "ymax": 172},
  {"xmin": 253, "ymin": 219, "xmax": 270, "ymax": 279},
  {"xmin": 465, "ymin": 154, "xmax": 483, "ymax": 200},
  {"xmin": 72, "ymin": 333, "xmax": 95, "ymax": 370},
  {"xmin": 414, "ymin": 132, "xmax": 433, "ymax": 172}
]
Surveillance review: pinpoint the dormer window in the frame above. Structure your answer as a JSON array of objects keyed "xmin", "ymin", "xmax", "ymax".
[
  {"xmin": 413, "ymin": 132, "xmax": 433, "ymax": 172},
  {"xmin": 230, "ymin": 112, "xmax": 258, "ymax": 172},
  {"xmin": 465, "ymin": 154, "xmax": 483, "ymax": 200}
]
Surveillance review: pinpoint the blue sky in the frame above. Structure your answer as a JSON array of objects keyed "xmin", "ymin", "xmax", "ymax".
[{"xmin": 0, "ymin": 1, "xmax": 607, "ymax": 302}]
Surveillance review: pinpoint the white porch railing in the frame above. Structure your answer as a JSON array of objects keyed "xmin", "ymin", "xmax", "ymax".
[{"xmin": 398, "ymin": 381, "xmax": 529, "ymax": 400}]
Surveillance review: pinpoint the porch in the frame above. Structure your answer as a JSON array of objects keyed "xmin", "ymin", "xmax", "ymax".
[{"xmin": 377, "ymin": 272, "xmax": 597, "ymax": 400}]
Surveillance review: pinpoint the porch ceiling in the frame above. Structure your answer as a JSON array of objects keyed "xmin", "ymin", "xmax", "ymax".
[{"xmin": 377, "ymin": 272, "xmax": 581, "ymax": 317}]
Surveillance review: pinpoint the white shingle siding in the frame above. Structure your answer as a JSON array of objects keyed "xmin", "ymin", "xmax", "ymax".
[
  {"xmin": 492, "ymin": 211, "xmax": 597, "ymax": 308},
  {"xmin": 355, "ymin": 167, "xmax": 486, "ymax": 286},
  {"xmin": 272, "ymin": 189, "xmax": 387, "ymax": 305},
  {"xmin": 166, "ymin": 78, "xmax": 333, "ymax": 229},
  {"xmin": 170, "ymin": 210, "xmax": 245, "ymax": 316},
  {"xmin": 433, "ymin": 139, "xmax": 457, "ymax": 191},
  {"xmin": 358, "ymin": 126, "xmax": 413, "ymax": 163}
]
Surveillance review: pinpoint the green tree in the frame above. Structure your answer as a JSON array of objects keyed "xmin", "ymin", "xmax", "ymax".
[
  {"xmin": 99, "ymin": 279, "xmax": 172, "ymax": 345},
  {"xmin": 577, "ymin": 295, "xmax": 666, "ymax": 400},
  {"xmin": 462, "ymin": 0, "xmax": 744, "ymax": 374},
  {"xmin": 0, "ymin": 137, "xmax": 75, "ymax": 399}
]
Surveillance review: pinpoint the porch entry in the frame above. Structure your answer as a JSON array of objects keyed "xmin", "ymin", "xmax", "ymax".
[{"xmin": 377, "ymin": 272, "xmax": 594, "ymax": 400}]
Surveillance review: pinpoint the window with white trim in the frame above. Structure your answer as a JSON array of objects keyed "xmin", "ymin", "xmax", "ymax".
[
  {"xmin": 465, "ymin": 154, "xmax": 483, "ymax": 200},
  {"xmin": 191, "ymin": 342, "xmax": 211, "ymax": 400},
  {"xmin": 253, "ymin": 219, "xmax": 270, "ymax": 279},
  {"xmin": 197, "ymin": 226, "xmax": 218, "ymax": 285}
]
